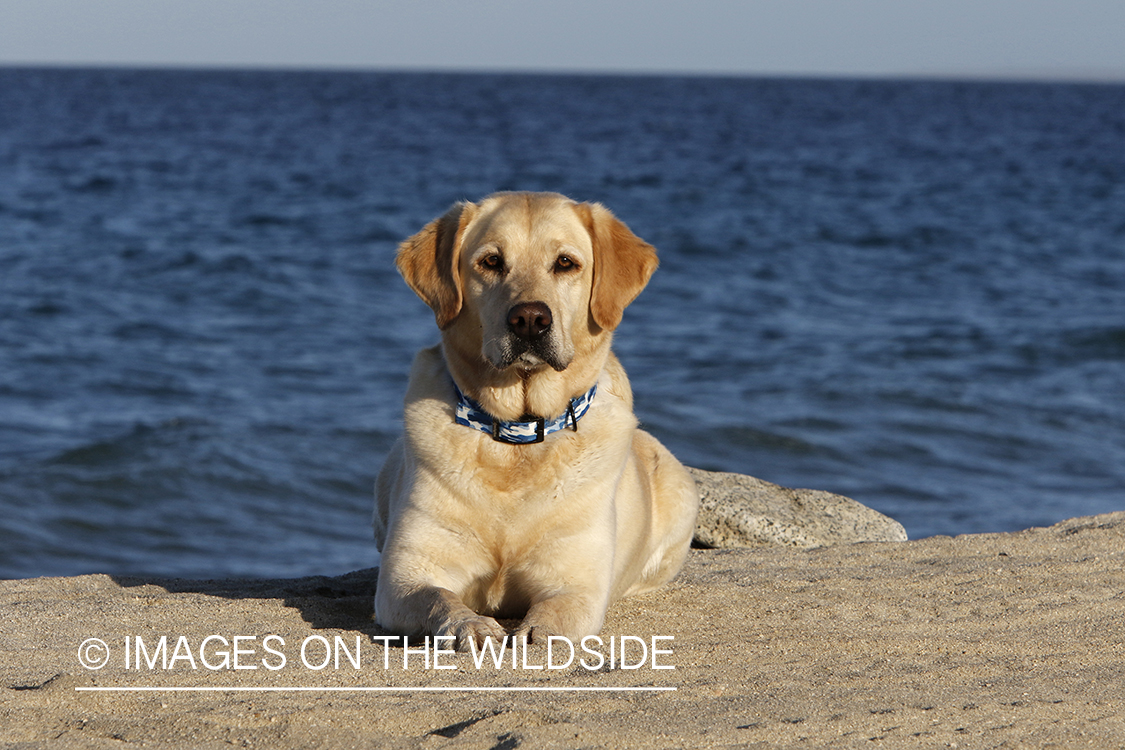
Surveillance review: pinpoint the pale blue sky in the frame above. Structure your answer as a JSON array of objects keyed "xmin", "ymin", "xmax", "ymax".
[{"xmin": 1, "ymin": 0, "xmax": 1123, "ymax": 81}]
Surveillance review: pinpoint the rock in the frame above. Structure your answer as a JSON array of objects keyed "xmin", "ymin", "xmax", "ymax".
[{"xmin": 687, "ymin": 466, "xmax": 908, "ymax": 548}]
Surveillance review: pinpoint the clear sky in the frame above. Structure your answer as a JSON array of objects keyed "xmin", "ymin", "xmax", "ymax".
[{"xmin": 1, "ymin": 0, "xmax": 1124, "ymax": 81}]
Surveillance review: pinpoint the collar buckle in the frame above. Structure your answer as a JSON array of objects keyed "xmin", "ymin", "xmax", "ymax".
[{"xmin": 492, "ymin": 417, "xmax": 545, "ymax": 443}]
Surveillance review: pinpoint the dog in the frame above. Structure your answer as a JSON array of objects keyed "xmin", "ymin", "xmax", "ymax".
[{"xmin": 373, "ymin": 192, "xmax": 698, "ymax": 650}]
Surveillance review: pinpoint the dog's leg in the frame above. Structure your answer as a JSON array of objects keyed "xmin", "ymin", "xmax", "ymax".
[
  {"xmin": 427, "ymin": 588, "xmax": 509, "ymax": 652},
  {"xmin": 620, "ymin": 430, "xmax": 700, "ymax": 596},
  {"xmin": 514, "ymin": 592, "xmax": 609, "ymax": 644},
  {"xmin": 377, "ymin": 585, "xmax": 507, "ymax": 652}
]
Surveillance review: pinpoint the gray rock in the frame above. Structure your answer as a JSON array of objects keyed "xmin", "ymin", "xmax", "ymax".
[{"xmin": 688, "ymin": 467, "xmax": 908, "ymax": 548}]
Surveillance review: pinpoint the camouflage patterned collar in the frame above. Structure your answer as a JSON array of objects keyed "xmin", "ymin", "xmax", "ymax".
[{"xmin": 452, "ymin": 381, "xmax": 598, "ymax": 444}]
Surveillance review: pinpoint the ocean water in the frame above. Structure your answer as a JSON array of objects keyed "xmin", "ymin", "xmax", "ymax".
[{"xmin": 1, "ymin": 68, "xmax": 1123, "ymax": 579}]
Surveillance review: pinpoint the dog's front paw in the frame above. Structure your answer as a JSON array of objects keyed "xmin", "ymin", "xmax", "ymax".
[
  {"xmin": 515, "ymin": 595, "xmax": 601, "ymax": 644},
  {"xmin": 439, "ymin": 615, "xmax": 508, "ymax": 652}
]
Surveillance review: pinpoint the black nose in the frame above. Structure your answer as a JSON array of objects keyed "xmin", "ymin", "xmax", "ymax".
[{"xmin": 507, "ymin": 302, "xmax": 553, "ymax": 341}]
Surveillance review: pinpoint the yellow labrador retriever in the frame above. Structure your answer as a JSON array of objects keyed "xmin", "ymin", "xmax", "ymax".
[{"xmin": 374, "ymin": 192, "xmax": 698, "ymax": 649}]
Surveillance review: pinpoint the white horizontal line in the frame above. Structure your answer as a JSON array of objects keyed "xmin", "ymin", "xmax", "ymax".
[{"xmin": 75, "ymin": 686, "xmax": 676, "ymax": 693}]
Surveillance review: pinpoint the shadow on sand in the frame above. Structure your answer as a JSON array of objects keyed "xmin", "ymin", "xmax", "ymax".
[{"xmin": 110, "ymin": 567, "xmax": 388, "ymax": 635}]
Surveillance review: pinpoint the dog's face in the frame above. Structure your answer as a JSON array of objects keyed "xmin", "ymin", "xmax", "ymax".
[
  {"xmin": 460, "ymin": 195, "xmax": 595, "ymax": 373},
  {"xmin": 396, "ymin": 192, "xmax": 657, "ymax": 390}
]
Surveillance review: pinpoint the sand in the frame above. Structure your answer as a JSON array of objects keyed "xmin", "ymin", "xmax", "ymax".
[{"xmin": 3, "ymin": 512, "xmax": 1124, "ymax": 748}]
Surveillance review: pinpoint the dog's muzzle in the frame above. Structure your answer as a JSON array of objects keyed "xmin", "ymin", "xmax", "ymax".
[{"xmin": 499, "ymin": 301, "xmax": 568, "ymax": 371}]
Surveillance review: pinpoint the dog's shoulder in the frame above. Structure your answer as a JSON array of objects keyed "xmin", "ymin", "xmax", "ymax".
[
  {"xmin": 406, "ymin": 344, "xmax": 447, "ymax": 389},
  {"xmin": 400, "ymin": 344, "xmax": 458, "ymax": 444},
  {"xmin": 598, "ymin": 350, "xmax": 634, "ymax": 411},
  {"xmin": 403, "ymin": 345, "xmax": 456, "ymax": 408}
]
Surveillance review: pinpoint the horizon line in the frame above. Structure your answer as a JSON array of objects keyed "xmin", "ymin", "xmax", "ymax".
[{"xmin": 2, "ymin": 60, "xmax": 1124, "ymax": 86}]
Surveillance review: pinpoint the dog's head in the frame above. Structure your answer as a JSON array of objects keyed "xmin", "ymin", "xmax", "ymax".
[{"xmin": 396, "ymin": 192, "xmax": 657, "ymax": 379}]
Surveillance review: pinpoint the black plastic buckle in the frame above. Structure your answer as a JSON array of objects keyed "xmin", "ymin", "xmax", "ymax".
[{"xmin": 492, "ymin": 417, "xmax": 545, "ymax": 444}]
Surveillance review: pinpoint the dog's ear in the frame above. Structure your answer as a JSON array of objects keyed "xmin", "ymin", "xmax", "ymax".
[
  {"xmin": 396, "ymin": 202, "xmax": 477, "ymax": 330},
  {"xmin": 578, "ymin": 202, "xmax": 659, "ymax": 331}
]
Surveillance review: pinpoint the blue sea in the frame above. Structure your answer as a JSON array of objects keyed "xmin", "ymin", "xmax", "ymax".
[{"xmin": 1, "ymin": 68, "xmax": 1123, "ymax": 579}]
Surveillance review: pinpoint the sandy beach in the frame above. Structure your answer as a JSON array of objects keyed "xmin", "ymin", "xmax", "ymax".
[{"xmin": 3, "ymin": 512, "xmax": 1124, "ymax": 748}]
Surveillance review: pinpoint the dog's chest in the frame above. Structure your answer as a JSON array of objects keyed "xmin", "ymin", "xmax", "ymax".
[{"xmin": 463, "ymin": 438, "xmax": 588, "ymax": 500}]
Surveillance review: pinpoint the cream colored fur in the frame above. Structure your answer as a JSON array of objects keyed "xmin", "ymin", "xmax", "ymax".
[{"xmin": 374, "ymin": 192, "xmax": 699, "ymax": 649}]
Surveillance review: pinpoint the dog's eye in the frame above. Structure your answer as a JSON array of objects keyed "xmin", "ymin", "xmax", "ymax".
[
  {"xmin": 554, "ymin": 255, "xmax": 578, "ymax": 272},
  {"xmin": 479, "ymin": 254, "xmax": 504, "ymax": 272}
]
